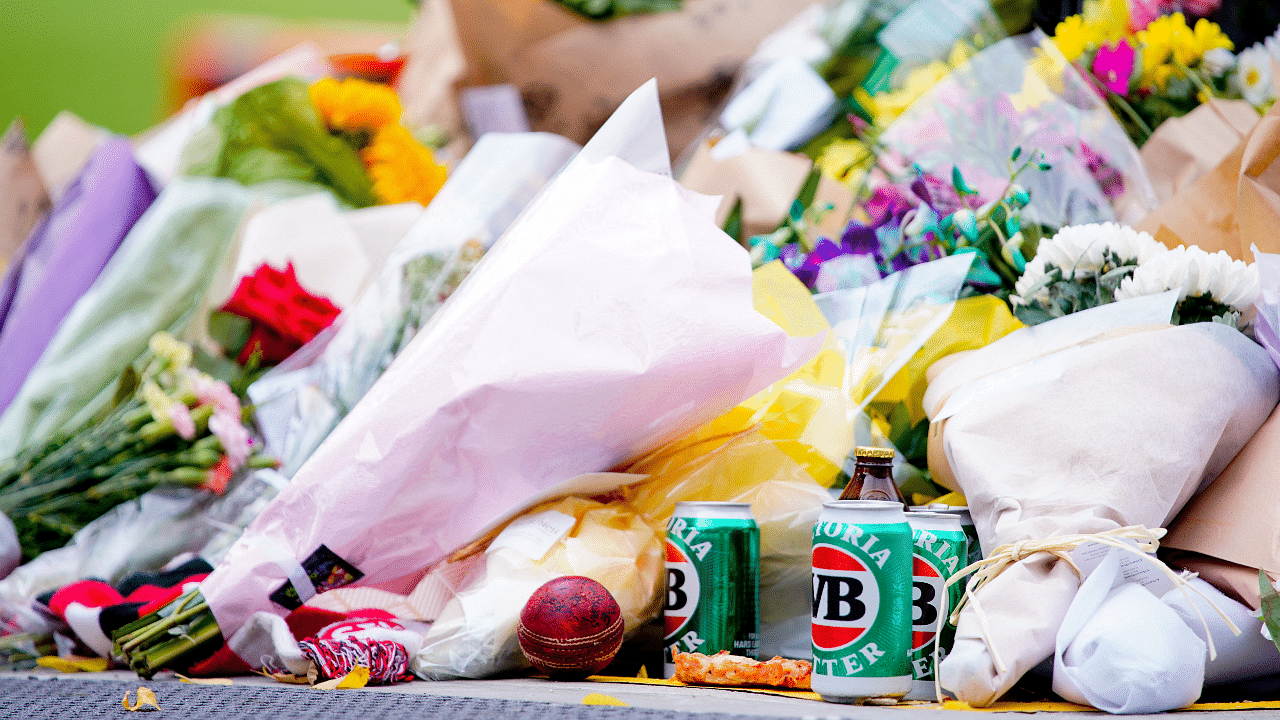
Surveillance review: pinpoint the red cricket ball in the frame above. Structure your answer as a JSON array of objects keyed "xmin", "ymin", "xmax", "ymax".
[{"xmin": 517, "ymin": 575, "xmax": 624, "ymax": 679}]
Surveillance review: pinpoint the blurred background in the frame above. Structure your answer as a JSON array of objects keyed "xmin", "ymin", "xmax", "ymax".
[{"xmin": 0, "ymin": 0, "xmax": 415, "ymax": 136}]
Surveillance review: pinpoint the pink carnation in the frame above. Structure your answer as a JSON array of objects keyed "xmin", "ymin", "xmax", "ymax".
[
  {"xmin": 168, "ymin": 404, "xmax": 196, "ymax": 441},
  {"xmin": 189, "ymin": 371, "xmax": 242, "ymax": 417},
  {"xmin": 209, "ymin": 411, "xmax": 251, "ymax": 471}
]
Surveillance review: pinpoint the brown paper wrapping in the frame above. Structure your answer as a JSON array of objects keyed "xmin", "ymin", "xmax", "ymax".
[
  {"xmin": 1164, "ymin": 402, "xmax": 1280, "ymax": 609},
  {"xmin": 677, "ymin": 140, "xmax": 854, "ymax": 244},
  {"xmin": 1135, "ymin": 100, "xmax": 1280, "ymax": 260},
  {"xmin": 447, "ymin": 0, "xmax": 814, "ymax": 157},
  {"xmin": 0, "ymin": 120, "xmax": 50, "ymax": 272},
  {"xmin": 29, "ymin": 111, "xmax": 107, "ymax": 204},
  {"xmin": 1140, "ymin": 99, "xmax": 1258, "ymax": 205},
  {"xmin": 397, "ymin": 0, "xmax": 468, "ymax": 160}
]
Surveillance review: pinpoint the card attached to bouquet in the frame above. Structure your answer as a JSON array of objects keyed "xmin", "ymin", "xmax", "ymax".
[
  {"xmin": 269, "ymin": 545, "xmax": 364, "ymax": 611},
  {"xmin": 1068, "ymin": 540, "xmax": 1176, "ymax": 597}
]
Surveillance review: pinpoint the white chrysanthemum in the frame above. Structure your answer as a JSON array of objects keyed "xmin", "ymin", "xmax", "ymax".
[
  {"xmin": 1236, "ymin": 45, "xmax": 1277, "ymax": 108},
  {"xmin": 1012, "ymin": 223, "xmax": 1165, "ymax": 305},
  {"xmin": 1202, "ymin": 47, "xmax": 1236, "ymax": 77},
  {"xmin": 1265, "ymin": 34, "xmax": 1280, "ymax": 64},
  {"xmin": 1115, "ymin": 245, "xmax": 1260, "ymax": 310}
]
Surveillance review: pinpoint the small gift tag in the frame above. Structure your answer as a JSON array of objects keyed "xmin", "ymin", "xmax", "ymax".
[
  {"xmin": 1068, "ymin": 538, "xmax": 1176, "ymax": 596},
  {"xmin": 487, "ymin": 510, "xmax": 576, "ymax": 562}
]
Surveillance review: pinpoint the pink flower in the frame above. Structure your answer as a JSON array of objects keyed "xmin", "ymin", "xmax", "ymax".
[
  {"xmin": 188, "ymin": 370, "xmax": 242, "ymax": 417},
  {"xmin": 1092, "ymin": 39, "xmax": 1136, "ymax": 95},
  {"xmin": 168, "ymin": 404, "xmax": 196, "ymax": 441},
  {"xmin": 209, "ymin": 411, "xmax": 251, "ymax": 471},
  {"xmin": 1179, "ymin": 0, "xmax": 1221, "ymax": 18},
  {"xmin": 1129, "ymin": 0, "xmax": 1174, "ymax": 30}
]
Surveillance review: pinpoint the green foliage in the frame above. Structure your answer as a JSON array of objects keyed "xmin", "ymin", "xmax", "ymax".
[
  {"xmin": 182, "ymin": 78, "xmax": 378, "ymax": 208},
  {"xmin": 552, "ymin": 0, "xmax": 681, "ymax": 20},
  {"xmin": 1259, "ymin": 571, "xmax": 1280, "ymax": 655}
]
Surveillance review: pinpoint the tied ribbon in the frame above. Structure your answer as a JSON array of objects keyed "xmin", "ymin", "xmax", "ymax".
[{"xmin": 929, "ymin": 525, "xmax": 1240, "ymax": 703}]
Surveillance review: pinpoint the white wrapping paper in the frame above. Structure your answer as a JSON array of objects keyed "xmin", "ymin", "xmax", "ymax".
[
  {"xmin": 199, "ymin": 82, "xmax": 824, "ymax": 638},
  {"xmin": 930, "ymin": 314, "xmax": 1279, "ymax": 706}
]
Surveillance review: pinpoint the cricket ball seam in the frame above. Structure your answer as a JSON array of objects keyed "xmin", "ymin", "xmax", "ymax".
[{"xmin": 517, "ymin": 615, "xmax": 624, "ymax": 649}]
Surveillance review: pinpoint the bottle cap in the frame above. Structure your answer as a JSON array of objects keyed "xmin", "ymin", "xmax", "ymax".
[{"xmin": 853, "ymin": 446, "xmax": 895, "ymax": 459}]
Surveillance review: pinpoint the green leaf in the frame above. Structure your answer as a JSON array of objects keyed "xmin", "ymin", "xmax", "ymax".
[
  {"xmin": 952, "ymin": 166, "xmax": 979, "ymax": 196},
  {"xmin": 109, "ymin": 367, "xmax": 140, "ymax": 413},
  {"xmin": 722, "ymin": 196, "xmax": 745, "ymax": 246},
  {"xmin": 1260, "ymin": 570, "xmax": 1280, "ymax": 654},
  {"xmin": 207, "ymin": 311, "xmax": 253, "ymax": 357},
  {"xmin": 186, "ymin": 78, "xmax": 377, "ymax": 208}
]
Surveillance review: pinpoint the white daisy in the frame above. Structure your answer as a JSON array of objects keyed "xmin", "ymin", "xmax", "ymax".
[{"xmin": 1235, "ymin": 44, "xmax": 1277, "ymax": 108}]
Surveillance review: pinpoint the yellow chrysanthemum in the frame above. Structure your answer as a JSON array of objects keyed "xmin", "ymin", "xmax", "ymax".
[
  {"xmin": 1081, "ymin": 0, "xmax": 1130, "ymax": 44},
  {"xmin": 1137, "ymin": 13, "xmax": 1190, "ymax": 77},
  {"xmin": 1052, "ymin": 15, "xmax": 1097, "ymax": 62},
  {"xmin": 310, "ymin": 77, "xmax": 402, "ymax": 132},
  {"xmin": 1179, "ymin": 18, "xmax": 1233, "ymax": 67},
  {"xmin": 361, "ymin": 124, "xmax": 448, "ymax": 206}
]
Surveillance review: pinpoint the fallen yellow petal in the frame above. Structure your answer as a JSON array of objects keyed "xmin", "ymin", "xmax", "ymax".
[
  {"xmin": 122, "ymin": 687, "xmax": 161, "ymax": 711},
  {"xmin": 311, "ymin": 665, "xmax": 370, "ymax": 690},
  {"xmin": 37, "ymin": 655, "xmax": 110, "ymax": 673},
  {"xmin": 582, "ymin": 693, "xmax": 629, "ymax": 707},
  {"xmin": 176, "ymin": 674, "xmax": 233, "ymax": 685}
]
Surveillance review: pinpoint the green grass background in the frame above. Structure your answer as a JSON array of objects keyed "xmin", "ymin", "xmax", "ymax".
[{"xmin": 0, "ymin": 0, "xmax": 415, "ymax": 137}]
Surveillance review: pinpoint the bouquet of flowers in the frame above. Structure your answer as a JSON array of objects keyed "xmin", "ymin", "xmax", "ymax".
[
  {"xmin": 753, "ymin": 149, "xmax": 1051, "ymax": 298},
  {"xmin": 0, "ymin": 333, "xmax": 272, "ymax": 561},
  {"xmin": 1010, "ymin": 221, "xmax": 1261, "ymax": 328},
  {"xmin": 1050, "ymin": 4, "xmax": 1254, "ymax": 145},
  {"xmin": 182, "ymin": 76, "xmax": 448, "ymax": 208}
]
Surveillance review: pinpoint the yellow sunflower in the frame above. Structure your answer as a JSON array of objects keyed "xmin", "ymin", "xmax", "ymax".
[
  {"xmin": 361, "ymin": 124, "xmax": 448, "ymax": 206},
  {"xmin": 309, "ymin": 77, "xmax": 402, "ymax": 132}
]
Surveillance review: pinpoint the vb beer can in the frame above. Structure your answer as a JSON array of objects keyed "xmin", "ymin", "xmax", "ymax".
[
  {"xmin": 663, "ymin": 501, "xmax": 760, "ymax": 678},
  {"xmin": 912, "ymin": 504, "xmax": 981, "ymax": 568},
  {"xmin": 811, "ymin": 500, "xmax": 912, "ymax": 702},
  {"xmin": 904, "ymin": 511, "xmax": 967, "ymax": 700}
]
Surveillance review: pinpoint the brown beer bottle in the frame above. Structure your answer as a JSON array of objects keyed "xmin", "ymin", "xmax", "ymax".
[{"xmin": 838, "ymin": 446, "xmax": 906, "ymax": 505}]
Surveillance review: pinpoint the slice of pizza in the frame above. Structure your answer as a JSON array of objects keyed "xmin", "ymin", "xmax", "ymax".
[{"xmin": 673, "ymin": 650, "xmax": 812, "ymax": 690}]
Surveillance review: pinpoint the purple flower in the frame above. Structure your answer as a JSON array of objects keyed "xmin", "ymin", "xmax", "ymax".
[{"xmin": 910, "ymin": 174, "xmax": 964, "ymax": 217}]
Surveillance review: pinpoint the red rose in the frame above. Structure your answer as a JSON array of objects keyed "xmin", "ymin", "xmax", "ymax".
[{"xmin": 221, "ymin": 262, "xmax": 341, "ymax": 365}]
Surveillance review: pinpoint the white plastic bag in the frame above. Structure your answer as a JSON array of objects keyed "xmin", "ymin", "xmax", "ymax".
[
  {"xmin": 0, "ymin": 514, "xmax": 18, "ymax": 581},
  {"xmin": 1052, "ymin": 547, "xmax": 1205, "ymax": 714}
]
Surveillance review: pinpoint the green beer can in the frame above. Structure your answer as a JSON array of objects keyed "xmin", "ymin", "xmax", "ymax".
[
  {"xmin": 904, "ymin": 510, "xmax": 967, "ymax": 700},
  {"xmin": 663, "ymin": 501, "xmax": 760, "ymax": 678},
  {"xmin": 811, "ymin": 500, "xmax": 912, "ymax": 702}
]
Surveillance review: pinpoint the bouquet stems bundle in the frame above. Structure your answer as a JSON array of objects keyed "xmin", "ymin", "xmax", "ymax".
[
  {"xmin": 0, "ymin": 333, "xmax": 273, "ymax": 561},
  {"xmin": 111, "ymin": 589, "xmax": 218, "ymax": 679}
]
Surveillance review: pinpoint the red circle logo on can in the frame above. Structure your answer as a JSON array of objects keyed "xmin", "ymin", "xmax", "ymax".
[
  {"xmin": 911, "ymin": 556, "xmax": 945, "ymax": 651},
  {"xmin": 811, "ymin": 543, "xmax": 880, "ymax": 651},
  {"xmin": 664, "ymin": 540, "xmax": 701, "ymax": 640}
]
